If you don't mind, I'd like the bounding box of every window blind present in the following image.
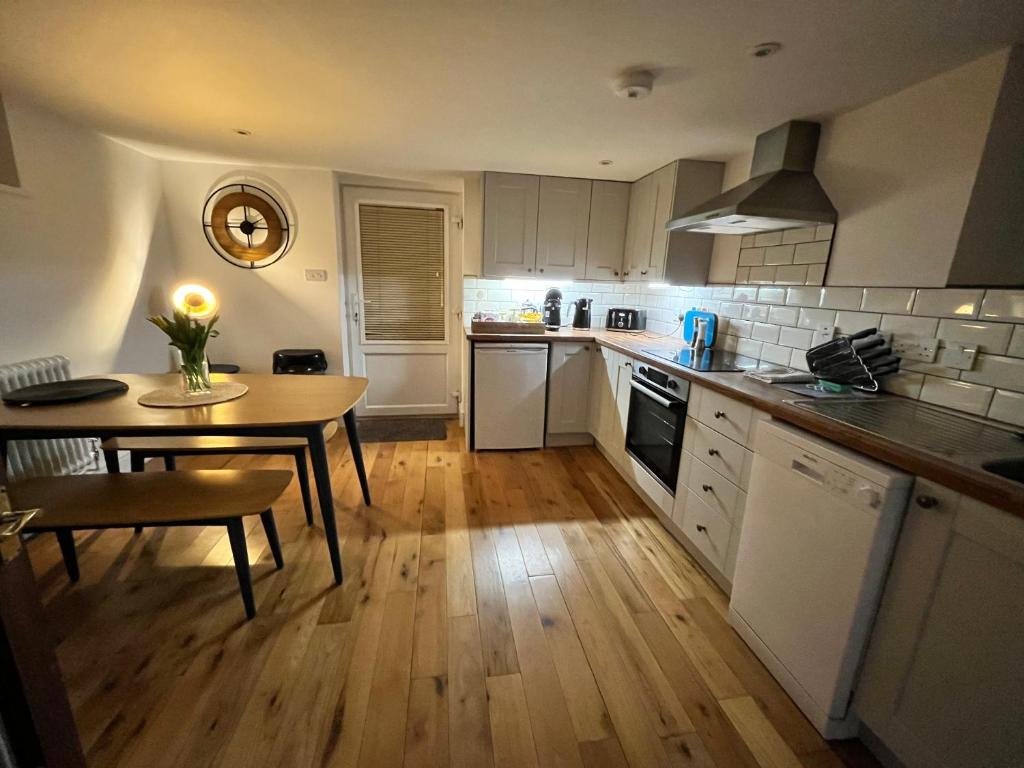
[358,204,446,342]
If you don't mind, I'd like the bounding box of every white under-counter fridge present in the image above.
[473,343,548,449]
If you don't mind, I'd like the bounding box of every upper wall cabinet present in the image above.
[623,160,724,284]
[483,172,540,277]
[585,180,631,280]
[536,176,591,279]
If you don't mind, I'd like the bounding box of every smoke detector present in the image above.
[613,70,654,100]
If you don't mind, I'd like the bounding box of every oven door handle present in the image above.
[630,379,684,409]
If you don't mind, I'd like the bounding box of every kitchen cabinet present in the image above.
[854,480,1024,768]
[482,172,540,277]
[547,342,592,436]
[584,180,630,280]
[536,176,591,279]
[589,346,620,453]
[622,160,723,284]
[672,383,764,589]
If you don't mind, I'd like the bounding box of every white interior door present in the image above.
[342,186,462,417]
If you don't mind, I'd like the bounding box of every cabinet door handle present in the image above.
[714,410,727,419]
[641,270,648,276]
[527,268,533,272]
[695,524,708,534]
[707,448,719,457]
[915,495,939,509]
[701,484,713,493]
[614,270,619,276]
[539,268,544,273]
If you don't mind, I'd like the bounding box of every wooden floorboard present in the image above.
[30,423,880,768]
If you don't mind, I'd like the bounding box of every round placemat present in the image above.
[138,381,249,408]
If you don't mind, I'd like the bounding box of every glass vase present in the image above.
[180,359,212,395]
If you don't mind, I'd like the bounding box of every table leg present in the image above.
[342,411,371,505]
[102,448,119,474]
[307,425,343,584]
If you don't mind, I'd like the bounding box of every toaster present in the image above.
[605,308,647,333]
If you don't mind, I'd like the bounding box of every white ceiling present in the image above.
[1,1,1022,180]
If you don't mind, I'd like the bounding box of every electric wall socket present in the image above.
[892,335,939,363]
[304,269,328,282]
[936,343,977,371]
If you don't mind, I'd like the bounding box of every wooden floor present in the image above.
[29,423,879,768]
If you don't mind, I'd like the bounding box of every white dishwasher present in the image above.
[729,419,911,738]
[473,343,548,450]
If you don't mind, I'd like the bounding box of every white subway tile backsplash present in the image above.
[768,305,800,327]
[815,223,835,240]
[920,377,994,416]
[912,289,983,318]
[819,287,864,310]
[741,304,770,322]
[740,234,757,247]
[805,264,826,284]
[880,314,939,339]
[748,266,776,283]
[752,323,781,343]
[774,265,809,285]
[797,307,837,330]
[1009,326,1024,358]
[936,319,1012,354]
[757,286,787,304]
[753,231,784,247]
[719,302,744,319]
[760,343,792,365]
[465,278,1024,425]
[736,338,764,358]
[960,355,1024,393]
[782,226,818,244]
[793,241,830,265]
[786,287,822,307]
[988,390,1024,428]
[764,244,796,266]
[778,326,813,349]
[881,371,925,399]
[979,290,1024,322]
[739,247,766,267]
[861,288,915,315]
[735,267,750,283]
[834,311,881,334]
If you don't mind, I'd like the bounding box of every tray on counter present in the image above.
[470,320,546,334]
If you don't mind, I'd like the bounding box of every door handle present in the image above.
[695,524,708,534]
[629,380,680,409]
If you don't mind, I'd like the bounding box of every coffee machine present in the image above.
[570,297,593,328]
[543,288,563,330]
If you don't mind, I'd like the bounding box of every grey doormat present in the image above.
[356,418,447,443]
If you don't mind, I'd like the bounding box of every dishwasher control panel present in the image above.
[791,452,883,511]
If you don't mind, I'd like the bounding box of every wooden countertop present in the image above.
[468,328,1024,516]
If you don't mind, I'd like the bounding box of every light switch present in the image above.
[304,269,328,282]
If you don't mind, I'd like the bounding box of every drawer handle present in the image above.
[916,495,939,509]
[707,448,720,457]
[695,524,708,534]
[714,410,727,419]
[701,483,713,493]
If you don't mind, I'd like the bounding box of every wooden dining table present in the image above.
[0,372,370,585]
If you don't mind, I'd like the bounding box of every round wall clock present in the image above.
[202,182,293,269]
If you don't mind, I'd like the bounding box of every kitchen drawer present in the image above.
[685,453,743,523]
[624,455,673,515]
[696,387,755,445]
[680,489,732,573]
[684,417,748,488]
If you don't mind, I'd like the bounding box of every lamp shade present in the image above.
[172,284,217,319]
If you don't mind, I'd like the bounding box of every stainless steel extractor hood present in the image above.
[666,120,837,235]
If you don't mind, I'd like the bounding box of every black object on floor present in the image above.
[356,418,447,443]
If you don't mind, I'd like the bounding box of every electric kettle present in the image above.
[570,298,593,329]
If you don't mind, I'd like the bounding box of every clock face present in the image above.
[202,183,292,268]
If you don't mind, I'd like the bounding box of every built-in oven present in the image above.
[625,364,689,494]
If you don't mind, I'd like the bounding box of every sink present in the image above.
[983,458,1024,484]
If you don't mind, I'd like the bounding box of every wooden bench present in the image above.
[9,469,293,619]
[101,436,315,526]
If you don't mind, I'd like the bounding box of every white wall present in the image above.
[818,49,1008,287]
[158,161,345,373]
[707,49,1008,287]
[0,97,174,374]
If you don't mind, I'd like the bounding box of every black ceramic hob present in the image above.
[642,347,762,372]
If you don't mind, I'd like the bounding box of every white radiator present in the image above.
[0,356,96,480]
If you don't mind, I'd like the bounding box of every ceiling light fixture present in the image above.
[613,69,654,100]
[748,42,782,58]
